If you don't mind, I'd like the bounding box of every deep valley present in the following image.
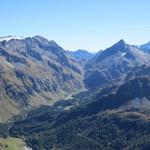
[0,36,150,150]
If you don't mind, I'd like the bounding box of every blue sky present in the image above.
[1,0,150,51]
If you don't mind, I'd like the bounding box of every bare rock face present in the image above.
[0,36,84,122]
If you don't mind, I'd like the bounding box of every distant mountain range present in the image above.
[1,36,150,122]
[0,36,150,150]
[67,49,94,61]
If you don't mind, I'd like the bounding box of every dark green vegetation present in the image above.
[0,123,9,138]
[10,76,150,150]
[10,109,150,150]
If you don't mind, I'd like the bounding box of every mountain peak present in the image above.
[30,36,62,49]
[110,39,128,52]
[115,39,126,46]
[98,39,128,58]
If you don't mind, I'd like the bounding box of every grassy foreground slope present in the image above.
[0,137,26,150]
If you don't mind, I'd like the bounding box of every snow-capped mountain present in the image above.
[0,36,25,41]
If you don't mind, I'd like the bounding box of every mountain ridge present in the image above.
[0,35,85,122]
[84,39,150,88]
[139,41,150,53]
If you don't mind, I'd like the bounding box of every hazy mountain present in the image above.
[67,49,94,61]
[0,35,84,122]
[84,39,150,88]
[139,41,150,53]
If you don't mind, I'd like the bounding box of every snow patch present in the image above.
[121,52,126,57]
[0,36,25,42]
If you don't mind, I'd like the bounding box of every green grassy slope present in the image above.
[0,137,26,150]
